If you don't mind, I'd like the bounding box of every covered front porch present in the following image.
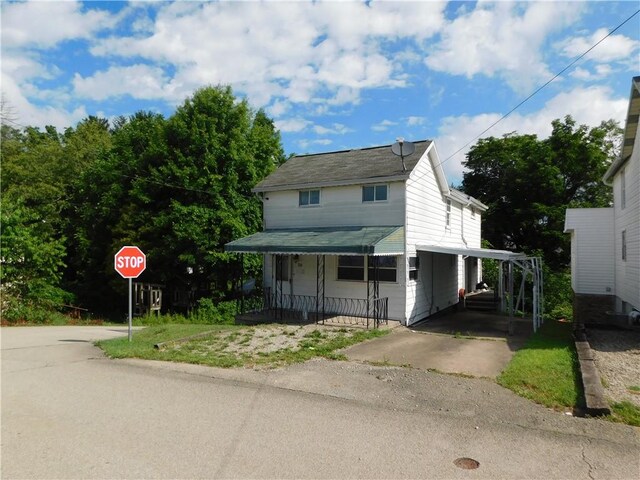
[225,226,405,329]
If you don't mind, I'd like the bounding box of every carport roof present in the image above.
[416,244,529,261]
[225,226,404,255]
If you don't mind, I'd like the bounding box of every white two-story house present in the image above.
[565,76,640,323]
[226,140,489,326]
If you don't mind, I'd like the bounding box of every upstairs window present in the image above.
[622,230,627,261]
[299,189,320,206]
[446,199,452,227]
[362,184,388,203]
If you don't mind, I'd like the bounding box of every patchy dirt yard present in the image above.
[588,328,640,407]
[158,324,385,368]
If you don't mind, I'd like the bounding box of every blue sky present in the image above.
[2,1,639,184]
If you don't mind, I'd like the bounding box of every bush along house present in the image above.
[226,139,540,328]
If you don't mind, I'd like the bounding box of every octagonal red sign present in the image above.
[114,246,146,279]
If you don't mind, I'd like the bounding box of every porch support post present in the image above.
[367,255,380,329]
[316,255,325,325]
[498,261,504,313]
[239,253,244,314]
[508,261,515,335]
[366,255,370,329]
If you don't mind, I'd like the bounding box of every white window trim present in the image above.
[362,184,389,203]
[299,189,321,207]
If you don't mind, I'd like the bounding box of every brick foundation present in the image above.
[573,293,615,326]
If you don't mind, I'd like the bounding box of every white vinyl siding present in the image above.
[613,130,640,310]
[565,208,615,295]
[263,182,404,229]
[404,146,482,324]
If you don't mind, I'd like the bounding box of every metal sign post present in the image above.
[114,246,147,342]
[128,278,133,341]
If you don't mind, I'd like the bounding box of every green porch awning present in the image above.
[225,226,404,255]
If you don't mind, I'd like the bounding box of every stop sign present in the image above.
[114,246,146,279]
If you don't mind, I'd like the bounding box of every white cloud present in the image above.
[435,85,628,183]
[557,28,639,63]
[73,65,171,101]
[86,1,446,108]
[372,119,398,132]
[312,123,353,135]
[274,118,312,133]
[1,1,116,48]
[297,138,333,150]
[406,116,426,126]
[1,72,87,130]
[426,2,584,92]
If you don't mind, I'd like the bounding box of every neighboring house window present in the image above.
[621,169,626,209]
[622,230,627,261]
[445,199,451,227]
[275,256,290,281]
[362,184,388,203]
[337,255,397,282]
[337,256,365,281]
[408,256,420,281]
[299,189,320,206]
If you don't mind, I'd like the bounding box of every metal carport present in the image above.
[416,245,544,332]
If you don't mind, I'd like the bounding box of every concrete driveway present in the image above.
[343,312,532,378]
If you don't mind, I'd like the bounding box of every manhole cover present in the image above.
[454,457,480,470]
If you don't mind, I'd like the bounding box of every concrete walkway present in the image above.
[343,329,516,377]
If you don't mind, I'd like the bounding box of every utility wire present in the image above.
[434,8,640,171]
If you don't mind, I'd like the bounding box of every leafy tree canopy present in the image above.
[461,115,621,270]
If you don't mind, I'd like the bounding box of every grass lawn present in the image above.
[497,320,583,410]
[498,320,640,427]
[97,323,389,369]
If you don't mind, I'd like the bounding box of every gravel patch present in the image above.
[169,324,362,360]
[588,328,640,407]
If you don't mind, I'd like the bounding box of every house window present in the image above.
[446,199,451,227]
[362,184,388,203]
[369,256,397,283]
[471,207,476,218]
[337,256,365,281]
[622,230,627,261]
[337,255,397,282]
[299,189,320,206]
[408,256,420,281]
[275,256,290,281]
[621,169,626,209]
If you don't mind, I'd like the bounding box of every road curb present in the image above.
[574,329,610,416]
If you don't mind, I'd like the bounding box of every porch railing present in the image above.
[238,289,388,328]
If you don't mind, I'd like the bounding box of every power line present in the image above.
[434,8,640,172]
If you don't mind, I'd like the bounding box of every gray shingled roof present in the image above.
[254,140,432,192]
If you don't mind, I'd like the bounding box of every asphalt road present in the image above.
[2,326,639,479]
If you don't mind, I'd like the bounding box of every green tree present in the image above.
[70,86,284,312]
[462,116,620,270]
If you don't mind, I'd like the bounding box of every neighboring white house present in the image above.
[226,140,489,326]
[565,76,640,323]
